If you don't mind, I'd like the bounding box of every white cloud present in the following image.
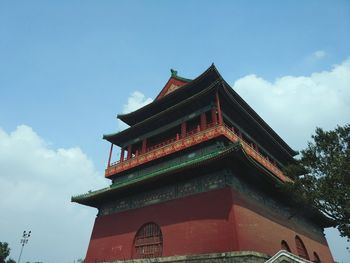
[118,91,153,130]
[232,58,350,150]
[312,50,327,59]
[0,125,108,263]
[122,91,153,114]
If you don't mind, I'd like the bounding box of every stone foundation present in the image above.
[101,251,269,263]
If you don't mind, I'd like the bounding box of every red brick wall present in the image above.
[85,188,236,262]
[231,190,334,263]
[84,187,334,263]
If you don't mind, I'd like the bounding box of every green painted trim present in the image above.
[71,143,239,203]
[240,147,284,185]
[170,69,192,82]
[103,79,220,143]
[222,112,285,169]
[119,105,212,148]
[117,64,217,120]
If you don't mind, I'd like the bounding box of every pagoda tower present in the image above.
[72,65,335,263]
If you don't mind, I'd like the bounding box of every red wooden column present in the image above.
[181,122,187,138]
[107,143,113,168]
[141,139,147,154]
[120,148,125,162]
[216,92,223,125]
[127,145,132,160]
[211,107,217,125]
[200,112,207,130]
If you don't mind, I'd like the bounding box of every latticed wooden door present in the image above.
[134,223,163,258]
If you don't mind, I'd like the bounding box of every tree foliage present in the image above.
[0,242,15,263]
[0,242,10,263]
[285,125,350,239]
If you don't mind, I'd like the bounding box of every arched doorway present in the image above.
[133,222,163,259]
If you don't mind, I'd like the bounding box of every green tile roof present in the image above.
[71,143,240,204]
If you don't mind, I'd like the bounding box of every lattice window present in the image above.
[281,240,291,252]
[133,222,163,259]
[295,235,309,260]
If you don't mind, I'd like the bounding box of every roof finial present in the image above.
[170,69,178,77]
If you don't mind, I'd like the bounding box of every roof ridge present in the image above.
[170,68,192,82]
[118,64,220,120]
[103,78,221,142]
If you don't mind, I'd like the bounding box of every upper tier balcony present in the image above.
[105,123,291,183]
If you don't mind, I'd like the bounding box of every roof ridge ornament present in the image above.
[170,69,178,77]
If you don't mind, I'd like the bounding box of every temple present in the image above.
[72,65,335,263]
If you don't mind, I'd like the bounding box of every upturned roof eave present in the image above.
[220,80,298,157]
[103,79,221,145]
[106,65,297,158]
[71,143,238,207]
[71,142,291,207]
[74,142,329,228]
[117,64,220,125]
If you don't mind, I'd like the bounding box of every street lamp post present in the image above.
[18,230,31,263]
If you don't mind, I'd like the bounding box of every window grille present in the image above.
[295,235,309,260]
[133,222,163,259]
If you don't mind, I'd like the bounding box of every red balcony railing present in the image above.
[105,124,291,182]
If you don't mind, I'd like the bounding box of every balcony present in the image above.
[105,123,291,183]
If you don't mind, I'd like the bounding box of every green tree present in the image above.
[285,125,350,240]
[0,242,16,263]
[0,242,10,263]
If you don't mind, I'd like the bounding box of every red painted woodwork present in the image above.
[133,223,163,259]
[127,145,132,160]
[84,188,334,263]
[200,112,207,130]
[181,122,187,139]
[211,107,217,125]
[107,144,113,168]
[216,92,223,125]
[156,77,189,100]
[120,148,125,162]
[106,124,291,183]
[141,139,147,154]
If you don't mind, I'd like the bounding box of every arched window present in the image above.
[133,222,163,259]
[313,252,321,263]
[281,240,291,252]
[295,235,309,260]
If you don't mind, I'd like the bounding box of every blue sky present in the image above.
[0,1,349,262]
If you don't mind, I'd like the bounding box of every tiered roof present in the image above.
[104,65,296,164]
[72,65,334,228]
